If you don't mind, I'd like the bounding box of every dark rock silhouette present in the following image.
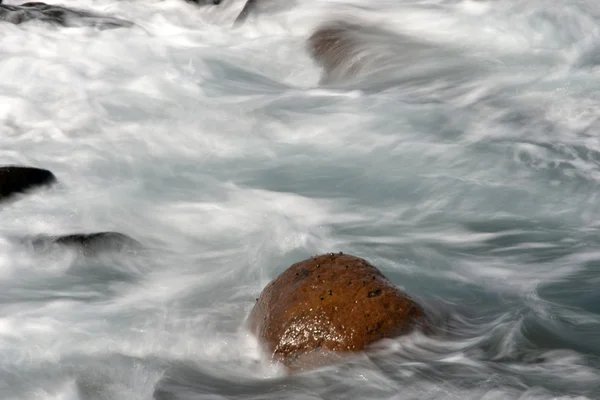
[0,165,140,256]
[0,165,57,203]
[29,231,142,256]
[0,2,134,29]
[248,252,427,371]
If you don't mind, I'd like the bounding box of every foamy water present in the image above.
[1,0,600,398]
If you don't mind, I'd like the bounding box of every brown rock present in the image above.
[248,253,426,371]
[307,21,368,84]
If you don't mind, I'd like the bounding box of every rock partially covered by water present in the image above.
[306,20,374,84]
[0,165,56,203]
[0,2,134,29]
[248,253,426,371]
[29,231,142,256]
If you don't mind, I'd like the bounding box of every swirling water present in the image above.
[1,0,600,398]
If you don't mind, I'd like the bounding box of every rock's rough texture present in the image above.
[249,253,426,370]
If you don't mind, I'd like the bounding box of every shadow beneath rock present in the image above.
[153,360,292,400]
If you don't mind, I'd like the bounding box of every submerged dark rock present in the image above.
[29,231,142,256]
[0,165,57,203]
[0,2,134,29]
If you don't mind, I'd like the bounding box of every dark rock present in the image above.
[0,2,134,29]
[29,231,142,256]
[0,165,56,203]
[248,253,427,371]
[307,19,482,88]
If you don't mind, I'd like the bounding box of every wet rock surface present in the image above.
[248,253,427,371]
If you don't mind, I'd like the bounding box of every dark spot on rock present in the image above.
[366,321,383,335]
[367,289,382,298]
[299,268,311,279]
[320,296,324,301]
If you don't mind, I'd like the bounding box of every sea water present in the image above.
[1,0,600,398]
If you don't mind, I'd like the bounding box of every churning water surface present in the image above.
[1,0,600,398]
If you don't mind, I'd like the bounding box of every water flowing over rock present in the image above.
[248,253,427,371]
[307,20,369,83]
[28,232,143,256]
[0,2,134,29]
